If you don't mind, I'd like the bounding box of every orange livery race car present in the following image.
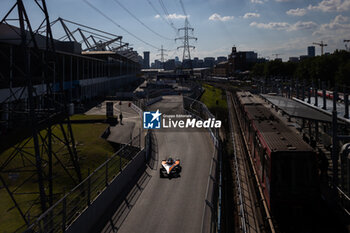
[160,157,182,178]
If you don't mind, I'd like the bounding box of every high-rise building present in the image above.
[143,51,150,69]
[308,46,315,57]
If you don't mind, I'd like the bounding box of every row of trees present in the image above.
[251,50,350,87]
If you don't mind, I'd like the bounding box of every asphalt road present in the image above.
[101,96,214,233]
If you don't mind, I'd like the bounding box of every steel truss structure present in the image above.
[0,1,83,230]
[37,17,138,62]
[175,18,197,70]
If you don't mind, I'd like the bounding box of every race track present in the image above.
[101,96,214,233]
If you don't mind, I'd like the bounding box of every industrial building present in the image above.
[0,21,141,131]
[227,46,258,74]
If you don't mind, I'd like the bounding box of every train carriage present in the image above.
[235,91,319,220]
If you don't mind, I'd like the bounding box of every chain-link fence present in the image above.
[25,134,141,233]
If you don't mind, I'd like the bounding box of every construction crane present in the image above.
[344,39,350,51]
[313,41,328,55]
[272,53,281,59]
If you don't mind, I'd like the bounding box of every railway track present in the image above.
[227,91,276,233]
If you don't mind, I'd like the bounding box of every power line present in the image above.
[83,0,159,50]
[179,0,187,16]
[112,0,172,40]
[158,0,177,30]
[178,0,192,28]
[146,0,177,32]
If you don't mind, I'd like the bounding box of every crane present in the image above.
[344,39,350,51]
[272,53,281,59]
[313,41,328,55]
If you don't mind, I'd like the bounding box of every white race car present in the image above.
[160,157,182,178]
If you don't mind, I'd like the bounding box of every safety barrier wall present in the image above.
[130,103,142,116]
[66,149,146,233]
[183,96,221,233]
[25,134,143,233]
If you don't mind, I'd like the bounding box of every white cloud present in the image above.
[313,15,350,35]
[251,0,264,4]
[286,8,307,16]
[307,0,350,12]
[250,21,291,30]
[243,12,261,18]
[289,21,318,31]
[166,13,188,20]
[209,13,234,21]
[154,14,160,19]
[275,0,293,2]
[250,21,317,31]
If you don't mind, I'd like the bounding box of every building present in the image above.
[289,57,299,62]
[204,57,215,68]
[299,55,309,61]
[0,22,141,106]
[308,46,315,57]
[138,55,143,65]
[164,59,175,70]
[197,59,204,68]
[157,60,163,69]
[244,51,258,62]
[217,56,227,64]
[213,61,230,77]
[182,59,193,69]
[143,51,150,69]
[192,57,199,68]
[151,59,162,69]
[228,47,258,73]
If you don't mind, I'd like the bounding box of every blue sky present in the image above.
[1,0,350,61]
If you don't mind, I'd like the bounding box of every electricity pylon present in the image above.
[175,18,197,70]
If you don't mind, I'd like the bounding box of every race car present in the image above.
[160,157,182,178]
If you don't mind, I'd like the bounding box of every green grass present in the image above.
[200,83,228,110]
[0,122,117,232]
[200,83,229,132]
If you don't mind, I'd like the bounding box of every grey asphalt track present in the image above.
[101,96,214,233]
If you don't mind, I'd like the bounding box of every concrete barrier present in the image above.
[66,150,146,233]
[146,96,162,106]
[131,103,142,116]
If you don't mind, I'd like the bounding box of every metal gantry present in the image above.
[0,0,82,229]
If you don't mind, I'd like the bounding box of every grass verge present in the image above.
[0,121,118,232]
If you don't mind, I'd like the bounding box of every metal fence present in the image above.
[25,134,141,233]
[183,96,221,233]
